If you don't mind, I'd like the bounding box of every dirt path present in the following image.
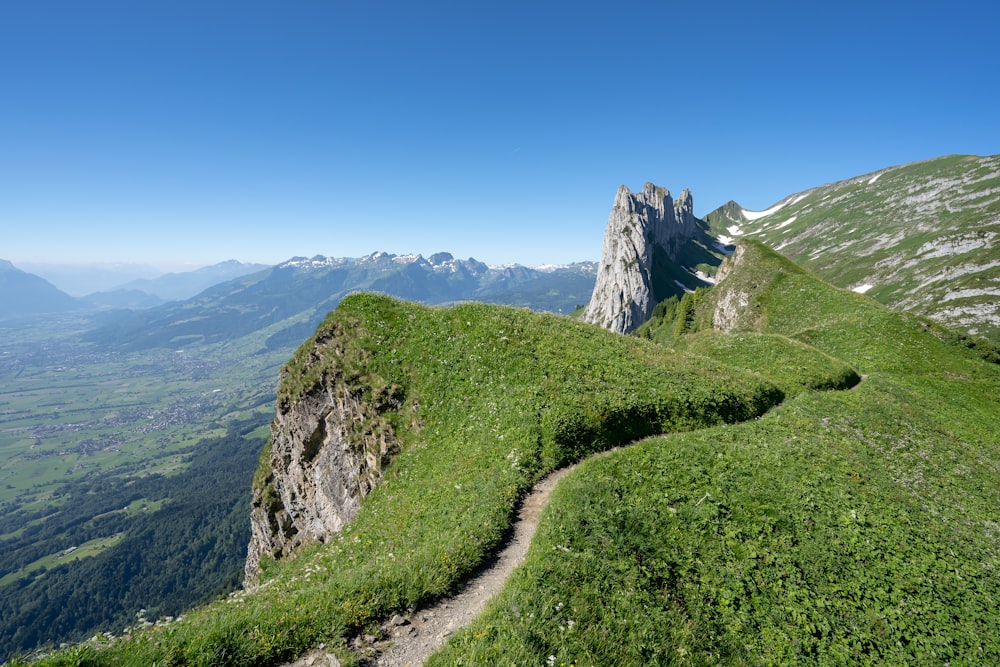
[286,465,575,667]
[285,375,864,667]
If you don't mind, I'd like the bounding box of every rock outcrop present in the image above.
[711,243,751,332]
[244,322,404,586]
[582,183,702,333]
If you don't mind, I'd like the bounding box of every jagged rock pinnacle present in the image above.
[582,182,699,334]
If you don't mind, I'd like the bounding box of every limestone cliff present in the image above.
[712,243,751,333]
[244,318,405,585]
[582,182,711,334]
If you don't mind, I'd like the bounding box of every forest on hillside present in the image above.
[0,416,267,658]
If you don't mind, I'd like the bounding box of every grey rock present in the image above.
[711,244,751,333]
[582,182,701,334]
[244,340,403,586]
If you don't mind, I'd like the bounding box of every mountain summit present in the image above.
[0,259,80,317]
[582,183,718,333]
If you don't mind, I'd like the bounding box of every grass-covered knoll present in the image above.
[434,241,1000,665]
[26,293,852,666]
[676,331,860,397]
[715,242,998,376]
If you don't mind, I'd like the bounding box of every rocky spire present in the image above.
[581,182,699,334]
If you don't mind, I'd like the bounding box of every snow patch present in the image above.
[695,270,717,285]
[279,256,351,270]
[528,262,597,274]
[868,171,884,185]
[726,225,744,236]
[741,199,789,221]
[713,236,736,255]
[852,284,874,294]
[674,280,693,293]
[775,216,798,231]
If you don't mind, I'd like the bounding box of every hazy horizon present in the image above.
[10,252,603,297]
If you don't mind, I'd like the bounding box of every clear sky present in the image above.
[2,0,998,269]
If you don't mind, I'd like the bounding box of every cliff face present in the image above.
[581,182,703,333]
[712,243,750,333]
[244,322,404,585]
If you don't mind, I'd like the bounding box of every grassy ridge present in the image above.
[432,242,1000,665]
[433,374,1000,664]
[28,241,999,665]
[676,331,860,397]
[26,294,841,665]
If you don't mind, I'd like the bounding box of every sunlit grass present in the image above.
[25,292,826,665]
[25,242,1000,666]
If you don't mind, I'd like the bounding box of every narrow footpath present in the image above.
[286,465,576,667]
[287,376,868,666]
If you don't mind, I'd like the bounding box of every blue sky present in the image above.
[2,1,998,269]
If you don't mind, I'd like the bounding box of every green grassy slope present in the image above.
[23,289,855,666]
[433,241,1000,665]
[705,154,1000,341]
[27,242,1000,665]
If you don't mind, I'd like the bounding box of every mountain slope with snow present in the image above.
[705,154,1000,340]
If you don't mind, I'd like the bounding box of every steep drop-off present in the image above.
[245,315,408,584]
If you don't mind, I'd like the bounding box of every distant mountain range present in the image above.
[84,252,597,351]
[0,260,273,318]
[0,259,80,317]
[1,255,596,328]
[108,259,272,302]
[16,261,162,296]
